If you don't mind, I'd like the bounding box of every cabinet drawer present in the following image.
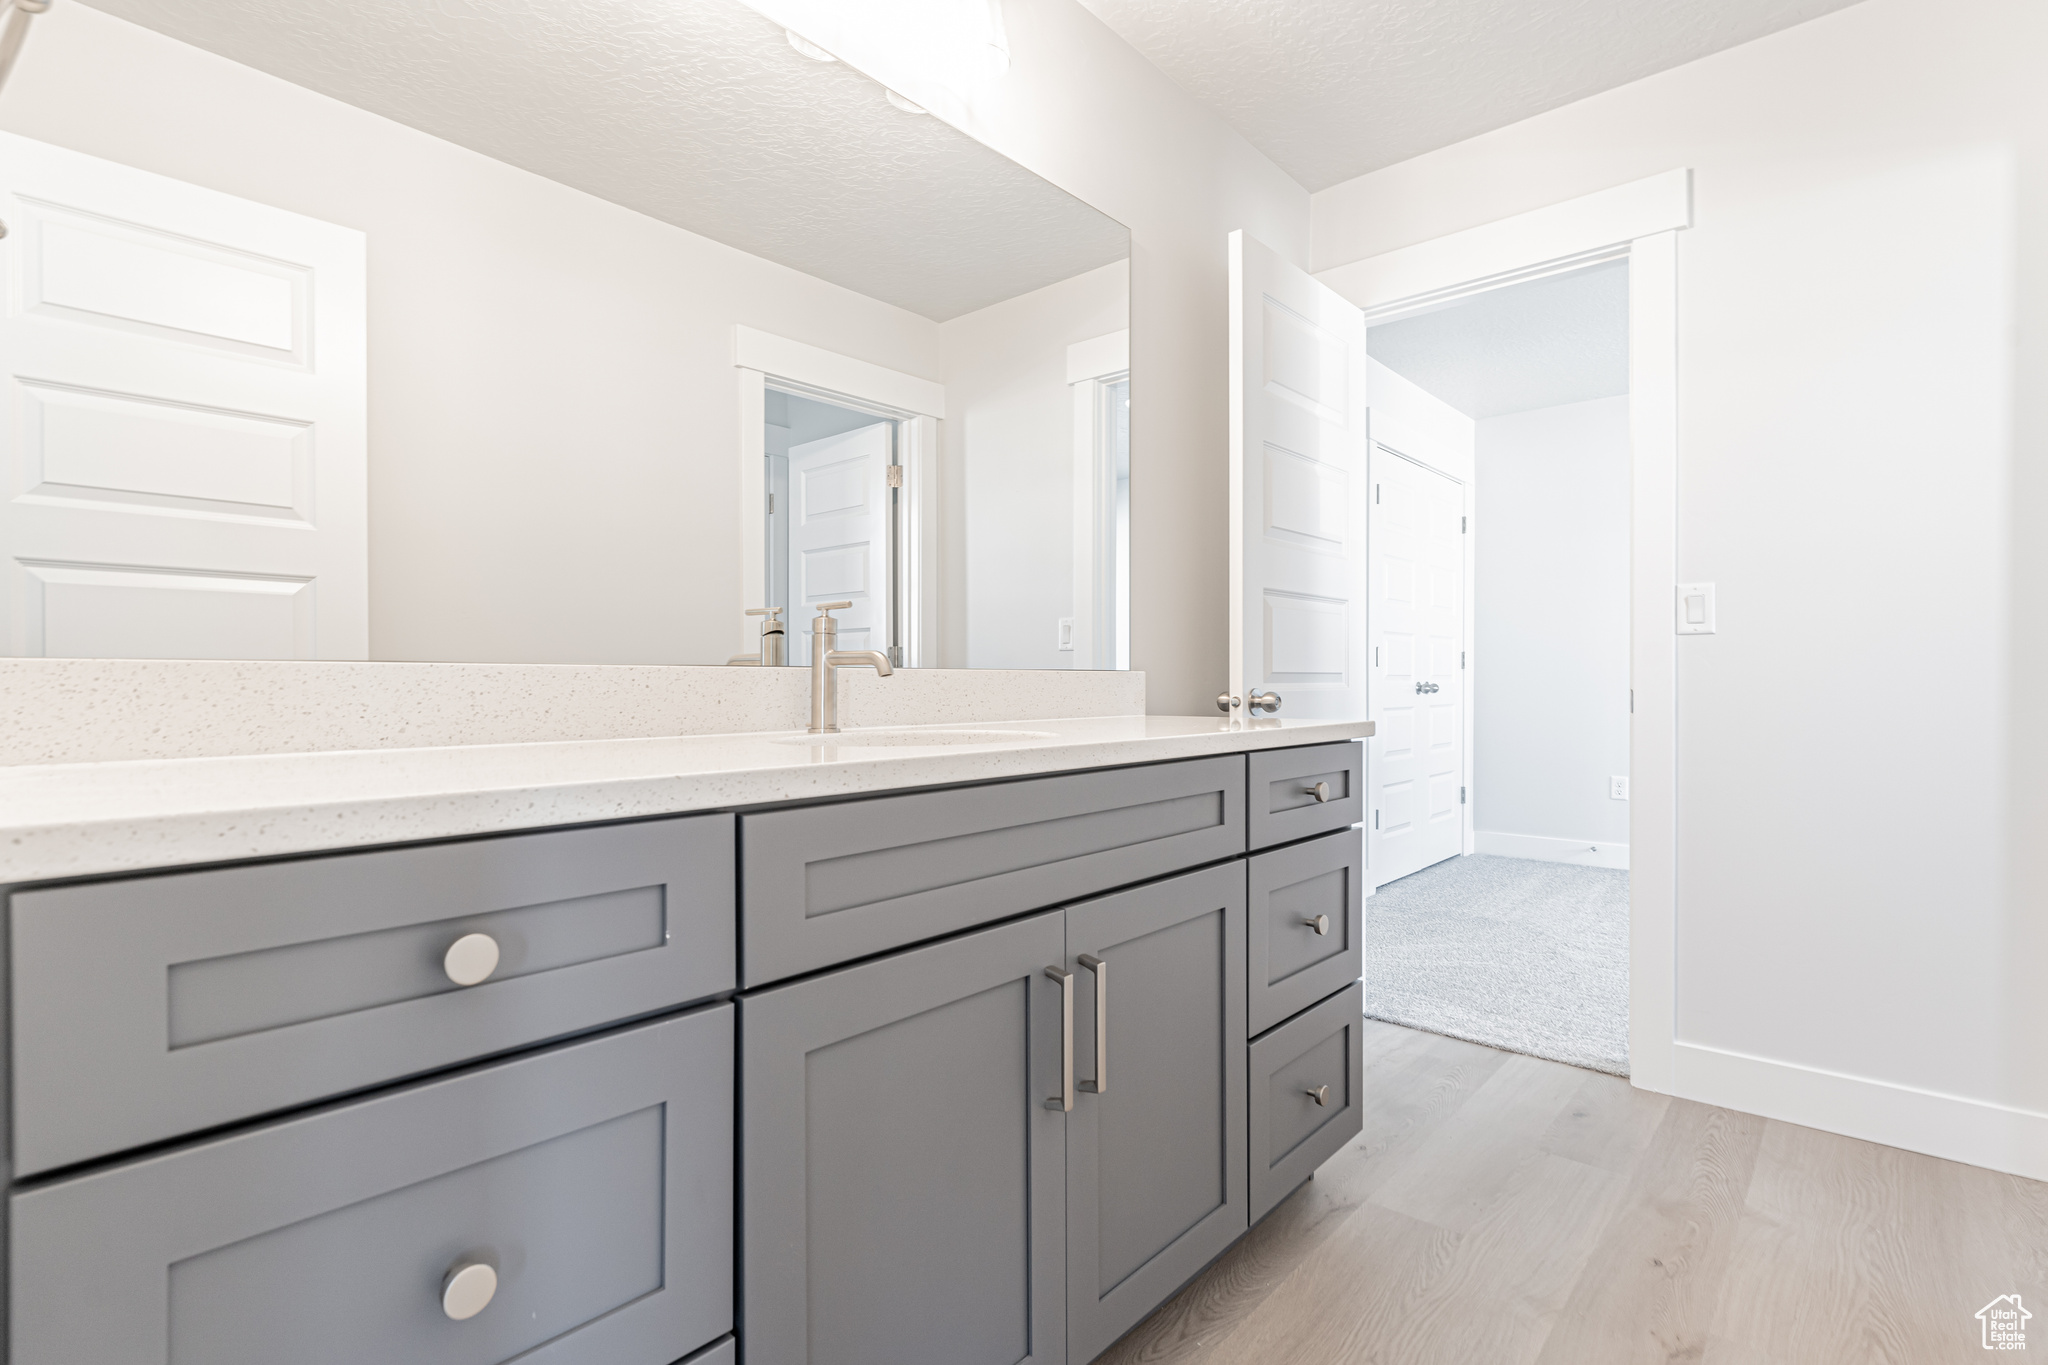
[1247,828,1363,1036]
[740,755,1244,986]
[1246,742,1363,850]
[10,814,734,1175]
[1248,982,1365,1223]
[10,1007,734,1365]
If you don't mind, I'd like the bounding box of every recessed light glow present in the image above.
[786,29,837,62]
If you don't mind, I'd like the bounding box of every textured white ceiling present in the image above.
[1076,0,1866,190]
[79,0,1128,321]
[1367,259,1628,418]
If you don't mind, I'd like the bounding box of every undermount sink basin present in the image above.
[774,728,1057,748]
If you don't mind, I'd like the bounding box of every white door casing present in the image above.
[1068,329,1128,671]
[1228,231,1370,721]
[1369,450,1466,886]
[0,132,366,659]
[785,421,890,665]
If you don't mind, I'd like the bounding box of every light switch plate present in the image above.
[1676,582,1716,635]
[1057,617,1075,651]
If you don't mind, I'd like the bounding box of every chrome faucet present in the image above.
[808,601,892,733]
[727,606,787,667]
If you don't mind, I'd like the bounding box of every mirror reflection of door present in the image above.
[765,388,895,666]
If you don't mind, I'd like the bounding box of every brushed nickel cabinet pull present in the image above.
[1078,953,1107,1095]
[1303,914,1329,936]
[1306,780,1332,803]
[1306,1084,1330,1107]
[1045,966,1073,1112]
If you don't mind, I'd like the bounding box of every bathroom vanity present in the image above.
[0,714,1370,1365]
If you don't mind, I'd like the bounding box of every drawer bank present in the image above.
[5,740,1366,1365]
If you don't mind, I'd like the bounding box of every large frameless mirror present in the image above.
[0,0,1130,668]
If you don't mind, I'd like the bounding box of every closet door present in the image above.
[740,910,1067,1365]
[1064,863,1247,1362]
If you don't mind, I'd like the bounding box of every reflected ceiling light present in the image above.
[786,29,837,62]
[0,0,51,96]
[884,89,927,114]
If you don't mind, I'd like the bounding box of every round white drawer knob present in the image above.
[443,933,500,987]
[442,1261,497,1321]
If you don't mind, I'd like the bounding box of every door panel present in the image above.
[1370,450,1466,885]
[1228,231,1370,719]
[0,132,366,659]
[1065,863,1247,1363]
[741,911,1066,1365]
[785,421,889,665]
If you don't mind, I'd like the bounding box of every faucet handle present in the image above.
[815,601,853,615]
[746,606,783,620]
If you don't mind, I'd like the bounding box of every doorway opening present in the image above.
[1361,258,1632,1076]
[762,384,908,666]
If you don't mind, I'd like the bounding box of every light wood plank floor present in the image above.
[1100,1020,2048,1365]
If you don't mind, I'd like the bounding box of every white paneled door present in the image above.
[785,421,890,666]
[1227,231,1370,721]
[1369,450,1465,886]
[0,133,366,659]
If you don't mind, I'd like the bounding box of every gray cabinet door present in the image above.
[1246,742,1364,850]
[11,813,734,1175]
[1247,828,1363,1036]
[10,1007,733,1365]
[1063,863,1247,1363]
[740,755,1244,986]
[741,910,1068,1365]
[1248,981,1365,1223]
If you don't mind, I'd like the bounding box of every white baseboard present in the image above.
[1672,1042,2048,1182]
[1474,830,1629,869]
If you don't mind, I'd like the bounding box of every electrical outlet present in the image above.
[1610,776,1630,800]
[1057,618,1075,651]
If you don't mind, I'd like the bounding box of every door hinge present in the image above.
[1374,645,1380,667]
[885,465,904,488]
[1461,515,1467,533]
[1461,651,1465,668]
[1460,787,1466,805]
[766,492,774,513]
[1375,484,1380,504]
[1373,809,1380,830]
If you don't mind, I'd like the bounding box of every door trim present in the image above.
[1315,169,1689,1095]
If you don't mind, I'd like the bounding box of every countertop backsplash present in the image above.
[0,659,1149,766]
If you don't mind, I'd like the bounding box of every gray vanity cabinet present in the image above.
[10,1007,734,1365]
[1246,741,1364,850]
[11,813,735,1175]
[1063,862,1248,1364]
[740,909,1070,1365]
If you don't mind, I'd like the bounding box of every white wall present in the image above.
[1473,397,1630,856]
[849,0,1312,712]
[1311,0,2048,1173]
[938,259,1128,670]
[0,1,947,667]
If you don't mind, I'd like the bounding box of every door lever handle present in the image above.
[1045,966,1073,1112]
[1077,954,1107,1094]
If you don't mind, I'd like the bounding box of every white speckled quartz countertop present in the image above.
[0,715,1372,884]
